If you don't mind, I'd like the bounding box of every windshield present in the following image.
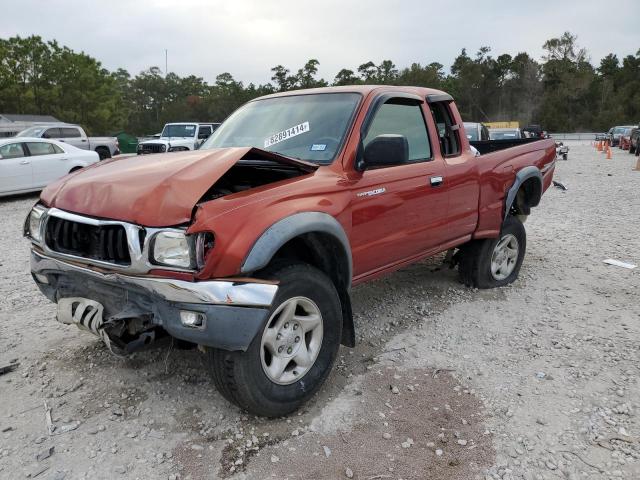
[463,123,479,141]
[17,126,47,137]
[200,93,361,164]
[490,129,520,140]
[162,124,197,138]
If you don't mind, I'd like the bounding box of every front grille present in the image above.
[138,143,165,154]
[45,217,131,265]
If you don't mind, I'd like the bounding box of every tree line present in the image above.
[0,32,638,135]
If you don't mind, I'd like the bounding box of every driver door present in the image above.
[350,97,449,279]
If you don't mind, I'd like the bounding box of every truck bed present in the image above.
[470,137,541,155]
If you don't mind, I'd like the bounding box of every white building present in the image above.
[0,114,63,138]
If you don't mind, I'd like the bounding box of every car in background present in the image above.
[629,127,640,154]
[0,137,99,197]
[137,122,220,154]
[17,124,119,160]
[522,125,544,138]
[595,132,608,141]
[463,122,490,141]
[607,125,635,147]
[619,127,633,150]
[489,128,522,140]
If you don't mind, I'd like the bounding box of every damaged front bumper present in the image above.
[31,249,278,353]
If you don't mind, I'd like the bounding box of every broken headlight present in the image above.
[24,204,47,243]
[150,231,194,269]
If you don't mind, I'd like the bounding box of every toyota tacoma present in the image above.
[25,86,556,417]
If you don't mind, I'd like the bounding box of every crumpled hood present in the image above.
[40,147,317,227]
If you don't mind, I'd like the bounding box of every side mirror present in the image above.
[362,134,408,169]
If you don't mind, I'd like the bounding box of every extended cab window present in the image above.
[430,102,460,156]
[364,101,431,164]
[60,127,81,138]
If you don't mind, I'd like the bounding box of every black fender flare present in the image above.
[240,212,352,285]
[504,166,543,221]
[241,212,355,347]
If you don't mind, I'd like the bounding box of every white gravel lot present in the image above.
[0,143,639,480]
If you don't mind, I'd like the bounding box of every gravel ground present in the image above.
[1,143,639,480]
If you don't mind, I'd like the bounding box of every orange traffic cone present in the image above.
[606,145,612,159]
[597,141,602,151]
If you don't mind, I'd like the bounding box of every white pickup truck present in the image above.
[16,124,119,160]
[137,122,220,154]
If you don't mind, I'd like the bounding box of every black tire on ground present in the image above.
[629,146,635,154]
[562,153,568,160]
[457,215,526,289]
[96,147,111,160]
[208,262,342,417]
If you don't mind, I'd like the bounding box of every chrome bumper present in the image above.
[31,249,278,307]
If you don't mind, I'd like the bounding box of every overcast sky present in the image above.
[2,0,638,85]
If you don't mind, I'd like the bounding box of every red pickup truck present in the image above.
[25,86,556,416]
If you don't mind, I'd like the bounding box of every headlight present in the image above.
[151,231,194,268]
[24,205,47,243]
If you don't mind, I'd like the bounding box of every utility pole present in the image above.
[165,49,168,76]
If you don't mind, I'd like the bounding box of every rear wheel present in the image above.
[95,147,111,160]
[208,262,342,417]
[458,215,526,288]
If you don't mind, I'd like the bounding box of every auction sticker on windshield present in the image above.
[264,122,310,148]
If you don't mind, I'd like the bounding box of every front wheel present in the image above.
[457,215,526,288]
[208,263,342,417]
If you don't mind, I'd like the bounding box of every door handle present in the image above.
[430,176,444,187]
[60,158,68,161]
[20,160,30,165]
[81,139,87,142]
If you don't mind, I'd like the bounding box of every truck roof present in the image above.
[256,85,450,101]
[165,122,219,126]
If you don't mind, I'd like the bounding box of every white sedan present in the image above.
[0,137,99,197]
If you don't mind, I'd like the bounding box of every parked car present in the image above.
[619,127,633,150]
[522,125,545,138]
[137,123,221,154]
[16,124,119,160]
[489,127,522,140]
[629,127,640,154]
[0,137,98,197]
[607,125,635,147]
[463,122,490,141]
[25,85,556,417]
[595,132,608,141]
[555,141,569,160]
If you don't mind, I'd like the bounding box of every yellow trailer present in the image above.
[485,121,520,129]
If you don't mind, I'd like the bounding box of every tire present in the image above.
[96,147,111,160]
[208,262,342,417]
[629,146,635,154]
[562,154,568,160]
[458,215,526,289]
